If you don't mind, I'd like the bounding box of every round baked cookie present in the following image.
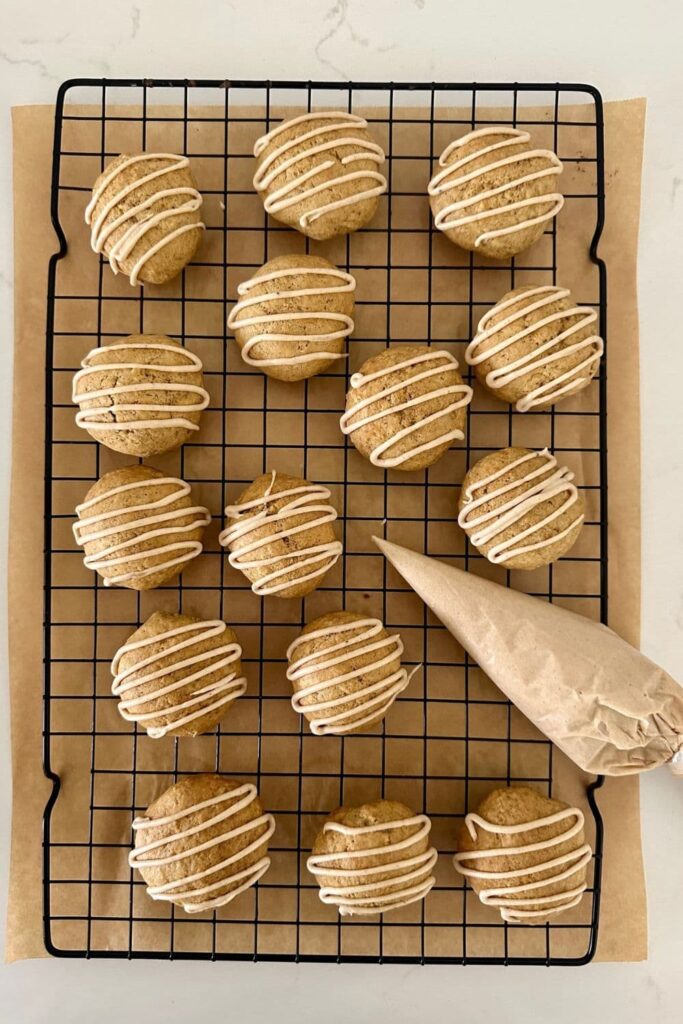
[111,611,247,738]
[72,335,209,455]
[307,800,437,916]
[340,344,473,470]
[453,785,592,925]
[458,447,585,569]
[252,111,387,240]
[287,611,416,735]
[85,152,204,285]
[227,254,356,381]
[466,284,604,411]
[73,464,210,590]
[129,775,275,913]
[219,471,342,598]
[428,127,564,258]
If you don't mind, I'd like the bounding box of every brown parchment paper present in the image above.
[6,98,647,962]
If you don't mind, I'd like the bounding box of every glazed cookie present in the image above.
[252,111,387,240]
[428,127,563,258]
[129,775,275,913]
[340,345,473,470]
[73,464,210,590]
[72,335,209,456]
[453,786,592,924]
[227,254,356,381]
[307,800,437,916]
[111,611,247,738]
[466,284,603,411]
[219,471,342,598]
[287,611,417,735]
[458,447,584,569]
[85,152,204,285]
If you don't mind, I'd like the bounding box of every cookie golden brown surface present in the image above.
[129,775,275,913]
[219,470,342,598]
[252,111,386,240]
[307,800,437,916]
[73,464,210,590]
[228,254,355,381]
[428,126,563,258]
[454,786,592,925]
[466,284,603,411]
[287,610,414,735]
[458,447,585,570]
[111,611,247,738]
[340,344,472,470]
[72,335,209,455]
[85,152,204,285]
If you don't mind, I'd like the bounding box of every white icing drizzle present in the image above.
[219,471,342,597]
[466,285,604,412]
[428,127,564,247]
[453,805,592,922]
[73,341,210,434]
[253,112,387,229]
[73,476,210,587]
[130,783,275,913]
[458,448,584,564]
[112,620,247,738]
[287,617,418,735]
[307,814,437,916]
[340,349,473,468]
[227,265,355,368]
[84,153,205,285]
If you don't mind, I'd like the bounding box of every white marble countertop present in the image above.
[1,1,681,1021]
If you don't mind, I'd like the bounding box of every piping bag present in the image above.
[375,537,683,777]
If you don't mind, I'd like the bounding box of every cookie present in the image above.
[129,775,275,914]
[340,345,473,470]
[219,471,342,599]
[458,447,585,569]
[228,254,356,381]
[287,611,416,735]
[111,611,247,738]
[428,127,563,258]
[85,153,204,285]
[453,785,592,924]
[72,335,209,455]
[73,464,210,590]
[466,284,604,411]
[307,800,437,916]
[252,111,387,240]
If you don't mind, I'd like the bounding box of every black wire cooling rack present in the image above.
[43,78,606,965]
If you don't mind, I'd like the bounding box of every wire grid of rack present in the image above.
[43,78,606,965]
